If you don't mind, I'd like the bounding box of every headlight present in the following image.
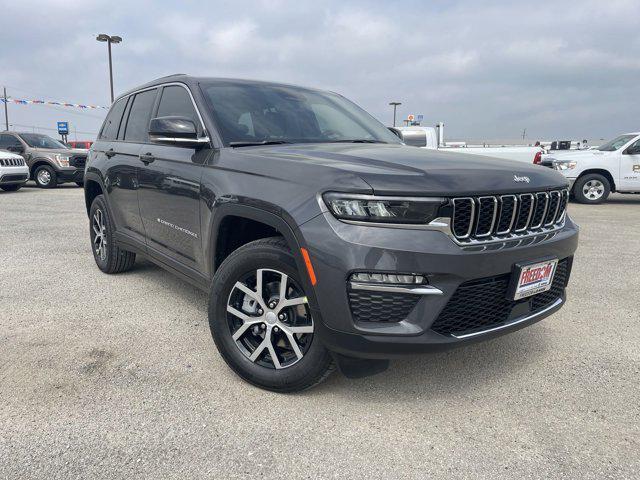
[553,160,577,171]
[323,193,444,224]
[54,154,71,167]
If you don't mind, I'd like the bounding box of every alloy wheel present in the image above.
[92,209,107,261]
[226,268,313,369]
[583,180,604,200]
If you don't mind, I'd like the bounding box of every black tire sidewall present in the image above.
[208,240,332,392]
[89,195,114,272]
[34,165,57,188]
[1,184,22,191]
[574,174,610,204]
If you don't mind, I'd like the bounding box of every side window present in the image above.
[156,86,201,132]
[99,97,127,140]
[0,134,22,148]
[627,138,640,154]
[123,89,158,142]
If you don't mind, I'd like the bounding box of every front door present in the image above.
[620,138,640,191]
[136,85,207,271]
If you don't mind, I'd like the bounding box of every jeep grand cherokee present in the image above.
[84,75,579,392]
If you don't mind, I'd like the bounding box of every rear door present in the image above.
[137,84,206,271]
[98,89,158,243]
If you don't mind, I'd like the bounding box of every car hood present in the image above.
[543,150,611,161]
[0,149,24,160]
[245,143,568,196]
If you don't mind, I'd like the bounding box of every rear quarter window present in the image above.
[99,97,128,140]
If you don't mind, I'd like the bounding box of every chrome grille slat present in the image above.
[452,198,475,239]
[496,195,517,235]
[450,189,568,244]
[475,196,498,237]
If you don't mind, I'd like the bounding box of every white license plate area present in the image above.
[513,259,558,300]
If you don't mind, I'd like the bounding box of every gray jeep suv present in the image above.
[0,132,86,188]
[84,75,579,391]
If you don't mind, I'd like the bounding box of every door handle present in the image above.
[105,148,116,158]
[139,153,156,165]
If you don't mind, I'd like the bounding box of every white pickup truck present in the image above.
[393,126,544,164]
[0,149,29,192]
[541,132,640,204]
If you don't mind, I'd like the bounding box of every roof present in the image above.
[117,74,325,101]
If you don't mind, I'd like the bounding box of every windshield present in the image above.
[201,82,401,146]
[19,133,68,149]
[597,134,637,152]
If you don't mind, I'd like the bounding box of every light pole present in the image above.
[96,34,122,103]
[389,102,401,127]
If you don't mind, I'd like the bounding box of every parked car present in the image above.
[0,149,29,191]
[68,140,93,150]
[542,132,640,204]
[393,126,544,164]
[84,75,578,392]
[0,132,87,188]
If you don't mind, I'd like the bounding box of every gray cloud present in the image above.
[2,0,638,141]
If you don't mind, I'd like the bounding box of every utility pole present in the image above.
[3,87,8,131]
[522,128,527,141]
[389,102,401,127]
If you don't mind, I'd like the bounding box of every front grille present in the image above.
[450,189,569,243]
[348,290,420,323]
[70,155,86,169]
[0,173,28,182]
[431,258,569,336]
[0,157,25,166]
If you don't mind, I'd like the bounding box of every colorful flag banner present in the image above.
[1,97,108,109]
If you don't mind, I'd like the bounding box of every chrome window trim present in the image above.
[105,81,210,146]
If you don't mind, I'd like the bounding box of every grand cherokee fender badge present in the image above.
[157,218,198,238]
[514,175,530,183]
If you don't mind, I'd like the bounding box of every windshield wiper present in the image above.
[327,139,386,144]
[229,140,291,147]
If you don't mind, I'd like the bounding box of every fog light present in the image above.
[349,272,426,285]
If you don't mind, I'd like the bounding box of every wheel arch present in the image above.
[29,158,56,178]
[575,169,616,192]
[207,204,319,310]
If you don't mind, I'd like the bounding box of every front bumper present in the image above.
[0,167,29,185]
[56,166,84,183]
[300,212,579,359]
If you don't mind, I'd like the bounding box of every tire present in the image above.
[1,184,23,192]
[208,237,335,392]
[76,182,84,187]
[89,195,136,274]
[573,173,610,204]
[34,165,58,188]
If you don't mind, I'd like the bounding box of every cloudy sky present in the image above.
[1,0,639,142]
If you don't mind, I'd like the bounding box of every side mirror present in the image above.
[387,127,403,139]
[149,116,209,148]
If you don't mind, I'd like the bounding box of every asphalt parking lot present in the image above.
[1,184,639,479]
